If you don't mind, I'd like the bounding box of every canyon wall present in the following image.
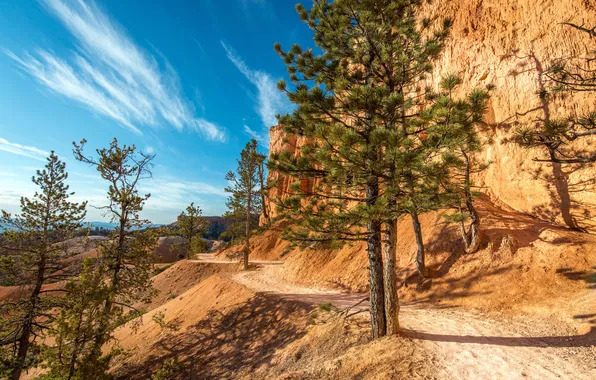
[268,0,596,231]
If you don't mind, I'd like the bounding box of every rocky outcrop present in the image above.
[267,0,596,231]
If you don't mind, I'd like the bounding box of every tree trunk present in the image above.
[244,194,251,270]
[258,162,270,224]
[410,210,426,279]
[366,177,386,339]
[87,214,126,365]
[11,256,46,380]
[383,220,399,335]
[67,309,85,380]
[462,151,480,253]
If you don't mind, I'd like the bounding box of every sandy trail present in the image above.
[194,256,596,379]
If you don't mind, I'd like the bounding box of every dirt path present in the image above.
[194,256,595,379]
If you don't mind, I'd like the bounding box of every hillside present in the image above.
[5,1,596,379]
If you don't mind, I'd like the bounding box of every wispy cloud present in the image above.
[221,41,291,146]
[0,138,49,161]
[238,0,274,21]
[141,177,227,221]
[243,124,267,145]
[6,0,226,141]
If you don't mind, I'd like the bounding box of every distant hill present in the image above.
[1,218,233,240]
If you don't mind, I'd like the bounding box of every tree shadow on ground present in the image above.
[574,313,596,325]
[401,326,596,348]
[115,293,309,379]
[556,267,596,289]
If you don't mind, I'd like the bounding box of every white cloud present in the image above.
[0,138,49,161]
[221,41,291,146]
[0,162,227,223]
[243,124,267,145]
[6,0,226,141]
[140,177,227,222]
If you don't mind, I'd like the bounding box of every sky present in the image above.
[0,0,312,224]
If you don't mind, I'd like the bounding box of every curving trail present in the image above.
[194,255,596,379]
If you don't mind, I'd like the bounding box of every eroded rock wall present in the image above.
[267,0,596,231]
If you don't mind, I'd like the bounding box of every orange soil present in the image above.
[111,274,311,379]
[111,269,438,380]
[136,260,240,312]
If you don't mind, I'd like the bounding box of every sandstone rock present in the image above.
[266,0,596,231]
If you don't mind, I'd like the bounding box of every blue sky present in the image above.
[0,0,310,223]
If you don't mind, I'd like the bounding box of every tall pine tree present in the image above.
[270,0,452,338]
[0,152,86,380]
[68,138,159,376]
[225,139,263,270]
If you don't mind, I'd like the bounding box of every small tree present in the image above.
[0,152,86,380]
[433,77,491,253]
[62,138,159,376]
[225,139,263,269]
[222,210,245,246]
[174,202,209,258]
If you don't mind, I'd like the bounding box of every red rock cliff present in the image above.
[267,0,596,231]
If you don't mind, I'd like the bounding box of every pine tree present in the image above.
[66,138,158,375]
[222,209,245,247]
[225,139,263,269]
[270,0,451,338]
[432,76,491,253]
[174,202,209,258]
[0,152,86,380]
[41,258,110,380]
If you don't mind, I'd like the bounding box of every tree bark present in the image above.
[383,220,399,335]
[366,176,386,339]
[410,210,426,279]
[258,162,270,224]
[244,191,251,270]
[462,151,480,253]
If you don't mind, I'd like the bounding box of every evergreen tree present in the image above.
[0,152,86,380]
[222,209,246,246]
[57,138,159,376]
[174,202,209,258]
[432,76,491,253]
[225,139,263,269]
[41,259,110,380]
[270,0,451,338]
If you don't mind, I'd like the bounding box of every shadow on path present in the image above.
[401,327,596,348]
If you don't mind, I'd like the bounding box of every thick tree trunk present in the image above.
[410,210,426,279]
[12,323,31,380]
[11,256,46,380]
[383,220,399,335]
[366,177,386,339]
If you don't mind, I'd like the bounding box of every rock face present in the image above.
[267,0,596,231]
